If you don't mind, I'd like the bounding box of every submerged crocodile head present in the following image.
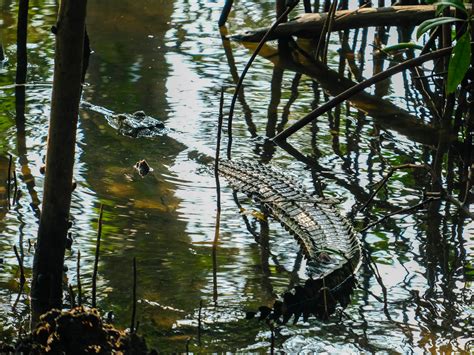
[112,111,165,138]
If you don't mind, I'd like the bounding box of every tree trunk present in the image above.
[31,0,87,325]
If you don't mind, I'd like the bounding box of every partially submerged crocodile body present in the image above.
[81,101,166,138]
[218,159,361,322]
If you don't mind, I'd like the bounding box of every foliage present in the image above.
[447,30,472,92]
[416,0,472,94]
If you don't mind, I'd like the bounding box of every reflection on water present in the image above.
[0,0,472,352]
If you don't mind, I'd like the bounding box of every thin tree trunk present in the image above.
[31,0,87,325]
[16,0,29,84]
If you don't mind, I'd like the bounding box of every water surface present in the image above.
[0,0,472,352]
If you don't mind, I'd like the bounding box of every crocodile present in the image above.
[218,159,361,322]
[81,101,167,138]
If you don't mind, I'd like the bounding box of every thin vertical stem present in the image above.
[12,170,18,205]
[13,245,25,285]
[226,3,298,160]
[270,325,275,354]
[68,284,76,308]
[77,250,82,306]
[7,154,12,209]
[91,204,103,308]
[16,0,29,85]
[323,0,338,64]
[218,0,234,27]
[197,299,203,344]
[213,89,225,304]
[130,256,137,333]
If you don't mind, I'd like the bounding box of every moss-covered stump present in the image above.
[0,306,155,354]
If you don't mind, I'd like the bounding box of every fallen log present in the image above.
[233,5,447,42]
[240,41,457,147]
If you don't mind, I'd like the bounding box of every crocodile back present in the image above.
[218,159,361,280]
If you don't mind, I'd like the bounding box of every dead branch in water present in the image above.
[273,45,458,142]
[233,5,465,42]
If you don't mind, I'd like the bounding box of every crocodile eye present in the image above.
[133,111,146,118]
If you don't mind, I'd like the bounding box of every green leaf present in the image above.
[447,31,472,93]
[416,17,463,39]
[382,43,424,52]
[434,0,467,14]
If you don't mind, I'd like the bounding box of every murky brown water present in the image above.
[0,0,473,352]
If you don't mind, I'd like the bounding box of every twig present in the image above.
[444,192,474,219]
[359,164,429,213]
[213,89,225,304]
[77,250,82,306]
[12,283,24,311]
[273,45,458,142]
[68,284,76,308]
[270,324,275,355]
[410,27,443,122]
[361,246,390,316]
[12,244,25,311]
[7,154,12,209]
[218,0,234,27]
[413,71,447,80]
[359,163,474,220]
[92,204,104,308]
[360,197,440,233]
[131,256,137,333]
[197,299,203,344]
[215,88,224,195]
[13,245,25,285]
[12,170,18,205]
[227,2,299,159]
[315,0,336,60]
[463,164,473,205]
[323,0,338,63]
